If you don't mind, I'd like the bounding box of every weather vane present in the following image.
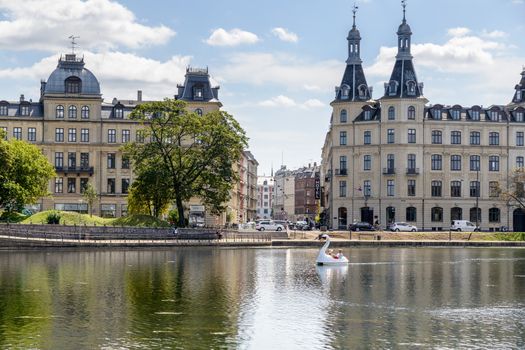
[68,35,79,54]
[352,3,358,27]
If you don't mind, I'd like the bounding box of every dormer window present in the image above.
[193,86,204,100]
[451,109,461,120]
[406,81,416,96]
[471,110,480,121]
[114,106,124,119]
[517,90,522,101]
[20,105,29,116]
[515,111,524,122]
[489,110,499,121]
[65,76,81,94]
[358,85,367,99]
[0,103,8,116]
[388,81,398,95]
[341,85,350,99]
[364,110,371,121]
[433,109,442,120]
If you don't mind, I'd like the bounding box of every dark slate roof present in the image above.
[354,103,380,122]
[44,54,101,95]
[383,59,422,99]
[512,69,525,103]
[334,64,370,102]
[0,100,43,117]
[423,104,513,122]
[176,67,220,103]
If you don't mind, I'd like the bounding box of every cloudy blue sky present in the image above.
[0,0,523,175]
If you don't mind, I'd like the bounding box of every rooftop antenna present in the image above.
[68,35,79,54]
[352,3,358,28]
[401,0,407,22]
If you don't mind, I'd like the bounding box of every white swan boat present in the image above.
[316,235,349,265]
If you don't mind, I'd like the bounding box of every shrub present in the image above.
[46,211,61,224]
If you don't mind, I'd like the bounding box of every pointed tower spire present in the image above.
[335,3,371,102]
[383,0,423,99]
[512,66,525,104]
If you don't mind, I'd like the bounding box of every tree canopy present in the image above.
[124,99,248,226]
[501,168,525,208]
[0,135,55,212]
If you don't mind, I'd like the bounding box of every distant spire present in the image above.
[402,0,407,22]
[68,35,79,54]
[352,3,358,28]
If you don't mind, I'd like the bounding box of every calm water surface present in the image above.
[0,247,524,349]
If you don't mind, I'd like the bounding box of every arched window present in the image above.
[388,81,397,95]
[341,85,350,99]
[406,80,416,95]
[388,106,395,120]
[81,106,89,119]
[431,207,443,222]
[358,84,367,99]
[470,208,481,223]
[406,207,416,222]
[489,208,500,223]
[195,108,203,116]
[340,109,347,123]
[407,106,416,120]
[68,105,77,119]
[451,207,462,221]
[65,76,81,94]
[114,106,124,119]
[193,85,204,100]
[56,105,64,119]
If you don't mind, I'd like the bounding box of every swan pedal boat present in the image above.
[316,236,349,265]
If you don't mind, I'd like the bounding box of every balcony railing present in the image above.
[335,168,348,176]
[55,166,94,175]
[406,167,420,175]
[382,167,396,175]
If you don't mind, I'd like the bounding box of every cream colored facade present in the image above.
[0,55,255,224]
[322,13,525,231]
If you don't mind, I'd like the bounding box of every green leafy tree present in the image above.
[127,163,172,218]
[0,137,55,212]
[125,99,248,227]
[82,183,98,217]
[500,168,525,209]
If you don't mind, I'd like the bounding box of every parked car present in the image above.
[256,220,285,231]
[273,220,288,229]
[293,220,308,230]
[390,222,418,232]
[450,220,480,232]
[348,222,375,231]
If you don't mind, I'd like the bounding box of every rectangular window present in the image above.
[470,181,480,197]
[489,132,499,146]
[68,152,76,168]
[101,204,116,218]
[81,129,89,142]
[107,153,116,169]
[55,177,63,193]
[55,128,64,142]
[364,131,371,145]
[363,180,371,196]
[363,155,371,171]
[387,180,395,196]
[470,131,480,145]
[122,129,130,143]
[451,131,461,144]
[431,155,442,170]
[489,155,499,171]
[339,131,347,146]
[516,111,524,122]
[407,154,416,170]
[108,129,116,143]
[27,127,36,142]
[80,153,89,168]
[68,128,76,142]
[67,178,76,193]
[136,130,145,143]
[517,156,524,168]
[339,156,347,173]
[431,181,442,197]
[407,179,416,197]
[107,178,116,194]
[339,181,347,197]
[470,155,480,171]
[471,110,480,120]
[407,129,416,143]
[489,181,499,197]
[450,181,461,197]
[517,132,524,146]
[387,154,395,171]
[451,109,461,120]
[122,178,130,194]
[80,178,89,193]
[431,130,442,144]
[450,155,461,171]
[122,155,130,169]
[13,127,22,140]
[387,129,395,144]
[54,152,63,168]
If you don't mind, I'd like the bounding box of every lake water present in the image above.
[0,247,524,349]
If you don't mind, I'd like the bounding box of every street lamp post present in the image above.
[476,169,479,229]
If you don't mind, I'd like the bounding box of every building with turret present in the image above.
[0,53,256,224]
[321,3,525,231]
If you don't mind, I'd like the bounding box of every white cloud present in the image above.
[0,0,175,52]
[481,30,508,39]
[219,52,341,91]
[303,99,325,108]
[0,51,191,101]
[205,28,259,46]
[258,95,325,109]
[271,27,299,43]
[512,0,523,4]
[447,27,471,37]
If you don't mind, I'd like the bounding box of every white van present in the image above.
[450,220,479,232]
